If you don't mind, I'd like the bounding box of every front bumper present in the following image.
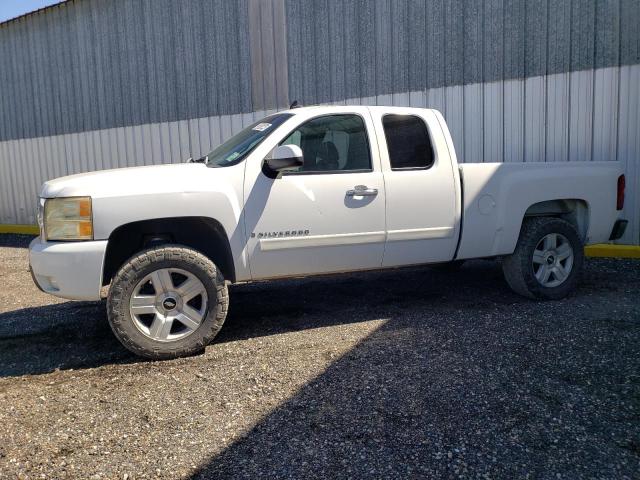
[28,237,108,301]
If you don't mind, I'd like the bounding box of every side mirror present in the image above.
[266,145,304,172]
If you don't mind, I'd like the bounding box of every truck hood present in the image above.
[40,163,220,198]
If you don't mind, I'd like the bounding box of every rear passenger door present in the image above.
[371,107,460,267]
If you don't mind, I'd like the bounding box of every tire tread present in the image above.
[502,217,583,300]
[107,245,228,360]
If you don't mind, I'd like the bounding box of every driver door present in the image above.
[243,109,386,280]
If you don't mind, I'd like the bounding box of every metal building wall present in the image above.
[0,0,638,244]
[0,0,252,142]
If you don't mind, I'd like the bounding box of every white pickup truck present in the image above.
[29,106,628,359]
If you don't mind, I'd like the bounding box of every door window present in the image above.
[281,114,372,173]
[382,114,435,170]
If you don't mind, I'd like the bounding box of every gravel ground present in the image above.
[0,234,638,479]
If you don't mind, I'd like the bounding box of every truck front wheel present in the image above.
[502,217,584,300]
[107,245,228,359]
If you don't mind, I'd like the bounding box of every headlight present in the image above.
[44,197,93,241]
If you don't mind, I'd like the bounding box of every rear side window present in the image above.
[382,114,435,170]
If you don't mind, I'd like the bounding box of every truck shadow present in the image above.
[0,261,508,378]
[0,301,133,377]
[190,265,640,480]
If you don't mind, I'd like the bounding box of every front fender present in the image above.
[92,190,249,281]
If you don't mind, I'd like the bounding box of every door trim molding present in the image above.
[386,226,454,241]
[259,231,386,251]
[258,227,454,251]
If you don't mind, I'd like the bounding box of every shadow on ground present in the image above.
[1,242,638,477]
[0,257,506,378]
[189,259,640,479]
[0,233,34,248]
[0,301,134,377]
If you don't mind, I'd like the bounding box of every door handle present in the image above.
[346,185,378,197]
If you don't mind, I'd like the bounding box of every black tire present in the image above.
[107,245,228,359]
[429,260,465,272]
[502,217,584,300]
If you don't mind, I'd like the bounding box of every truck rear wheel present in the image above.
[502,217,583,300]
[107,245,228,359]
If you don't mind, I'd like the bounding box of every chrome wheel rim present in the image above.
[129,268,208,342]
[532,233,574,288]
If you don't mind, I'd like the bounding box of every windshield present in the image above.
[206,113,293,167]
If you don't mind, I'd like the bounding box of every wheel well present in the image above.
[523,199,589,240]
[102,217,235,285]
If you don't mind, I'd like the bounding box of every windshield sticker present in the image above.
[252,123,272,132]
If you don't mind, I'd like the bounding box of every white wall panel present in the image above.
[503,79,524,163]
[444,86,464,163]
[198,118,211,156]
[426,87,446,117]
[0,66,638,244]
[148,123,162,166]
[463,84,483,164]
[231,114,244,136]
[220,118,233,145]
[409,91,426,108]
[592,68,619,162]
[177,120,190,163]
[115,128,127,170]
[524,77,546,163]
[568,70,594,162]
[546,73,570,162]
[158,123,171,165]
[187,119,200,160]
[392,92,411,108]
[483,82,504,163]
[208,117,221,152]
[0,141,16,221]
[167,123,181,166]
[375,94,393,107]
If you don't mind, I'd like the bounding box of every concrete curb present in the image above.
[584,244,640,259]
[0,224,39,235]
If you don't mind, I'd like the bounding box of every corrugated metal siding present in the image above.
[0,0,252,142]
[285,0,639,104]
[0,108,279,225]
[248,0,289,110]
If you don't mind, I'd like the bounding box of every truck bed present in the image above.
[456,161,622,260]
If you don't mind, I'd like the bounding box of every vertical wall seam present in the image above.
[590,3,598,163]
[614,0,622,163]
[501,0,505,164]
[566,0,574,162]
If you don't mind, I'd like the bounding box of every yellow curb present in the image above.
[0,224,39,235]
[585,244,640,259]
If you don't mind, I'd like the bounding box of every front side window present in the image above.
[382,114,435,170]
[281,114,372,173]
[207,113,293,167]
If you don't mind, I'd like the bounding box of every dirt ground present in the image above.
[0,234,638,479]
